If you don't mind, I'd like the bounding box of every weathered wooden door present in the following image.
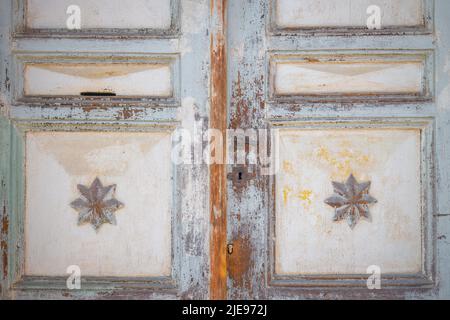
[1,0,450,301]
[225,0,450,299]
[0,0,212,299]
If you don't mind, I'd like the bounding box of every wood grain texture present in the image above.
[0,0,12,300]
[227,0,268,299]
[0,115,11,299]
[210,0,228,300]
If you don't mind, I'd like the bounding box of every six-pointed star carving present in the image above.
[70,177,124,231]
[324,174,377,229]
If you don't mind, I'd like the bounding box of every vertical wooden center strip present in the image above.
[210,0,227,300]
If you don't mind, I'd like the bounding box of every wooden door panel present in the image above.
[25,0,172,30]
[227,0,446,300]
[15,0,179,37]
[269,52,431,100]
[25,131,173,277]
[271,0,433,34]
[14,54,179,105]
[274,0,426,28]
[275,128,422,275]
[23,63,173,97]
[270,121,435,290]
[1,0,211,299]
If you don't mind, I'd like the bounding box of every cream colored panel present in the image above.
[275,0,424,28]
[24,63,172,97]
[26,0,172,29]
[276,129,422,275]
[273,60,424,95]
[25,131,172,277]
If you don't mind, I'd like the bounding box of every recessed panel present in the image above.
[24,63,172,97]
[271,55,426,97]
[274,0,424,29]
[275,128,422,275]
[26,0,172,30]
[25,131,172,277]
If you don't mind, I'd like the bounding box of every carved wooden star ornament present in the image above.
[70,177,124,231]
[324,174,377,229]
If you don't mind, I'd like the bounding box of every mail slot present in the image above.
[23,62,173,97]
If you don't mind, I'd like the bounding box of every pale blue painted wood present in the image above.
[434,0,450,299]
[0,115,11,299]
[227,0,450,299]
[1,0,449,300]
[0,0,212,299]
[0,0,12,300]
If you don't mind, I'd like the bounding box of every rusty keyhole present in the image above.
[227,243,234,255]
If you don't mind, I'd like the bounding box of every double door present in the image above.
[0,0,449,300]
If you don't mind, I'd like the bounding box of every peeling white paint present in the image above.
[24,63,172,97]
[275,0,424,28]
[276,129,422,275]
[274,60,424,95]
[26,0,172,30]
[25,131,173,277]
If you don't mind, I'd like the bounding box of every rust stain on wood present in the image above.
[116,108,144,120]
[81,105,109,113]
[209,0,228,300]
[230,73,265,130]
[227,235,251,289]
[226,1,267,297]
[229,72,249,129]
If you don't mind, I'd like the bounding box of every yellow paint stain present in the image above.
[315,145,371,179]
[282,160,295,174]
[338,149,370,164]
[282,186,292,206]
[316,146,332,163]
[297,190,313,206]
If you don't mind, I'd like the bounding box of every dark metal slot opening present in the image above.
[80,92,117,96]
